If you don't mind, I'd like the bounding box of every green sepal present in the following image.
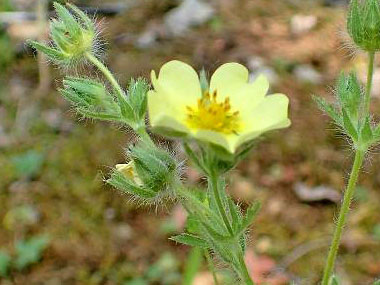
[170,234,209,249]
[67,3,95,32]
[106,169,157,199]
[27,40,66,62]
[238,201,261,234]
[53,2,81,38]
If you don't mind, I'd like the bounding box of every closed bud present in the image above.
[108,144,179,202]
[129,143,178,193]
[28,2,98,67]
[59,77,122,121]
[347,0,380,52]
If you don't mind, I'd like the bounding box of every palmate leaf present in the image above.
[170,234,209,249]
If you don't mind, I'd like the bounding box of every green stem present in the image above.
[204,249,219,285]
[237,248,254,285]
[85,52,126,102]
[135,126,154,145]
[209,172,253,285]
[209,172,233,236]
[321,150,364,285]
[364,51,375,113]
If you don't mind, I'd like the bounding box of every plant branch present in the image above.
[364,51,375,113]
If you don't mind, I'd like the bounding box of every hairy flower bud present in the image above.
[59,77,122,121]
[347,0,380,52]
[108,144,179,202]
[28,2,98,66]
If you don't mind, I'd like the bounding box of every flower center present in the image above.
[186,91,240,134]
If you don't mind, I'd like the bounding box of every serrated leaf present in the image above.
[312,95,342,125]
[239,201,261,234]
[170,234,208,249]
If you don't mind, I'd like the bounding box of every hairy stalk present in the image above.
[209,172,233,235]
[321,150,364,284]
[135,127,154,145]
[364,51,375,113]
[209,172,253,285]
[204,249,219,285]
[85,52,126,103]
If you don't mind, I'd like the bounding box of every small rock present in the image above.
[164,0,215,36]
[135,23,162,49]
[113,223,133,242]
[104,208,116,220]
[290,15,317,36]
[293,64,322,84]
[293,183,341,203]
[247,56,279,85]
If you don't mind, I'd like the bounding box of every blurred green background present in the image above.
[1,0,380,284]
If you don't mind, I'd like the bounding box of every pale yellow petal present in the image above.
[209,63,269,111]
[236,94,290,147]
[151,60,202,108]
[193,130,235,153]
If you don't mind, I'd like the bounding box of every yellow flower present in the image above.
[148,60,290,153]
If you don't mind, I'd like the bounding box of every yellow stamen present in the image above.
[186,90,241,134]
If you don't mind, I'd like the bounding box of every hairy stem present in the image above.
[321,150,364,284]
[209,172,233,236]
[364,51,375,113]
[85,52,126,102]
[209,172,253,285]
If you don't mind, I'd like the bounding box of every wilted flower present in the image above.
[148,60,290,153]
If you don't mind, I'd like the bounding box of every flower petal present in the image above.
[209,63,269,111]
[151,60,202,108]
[236,94,290,147]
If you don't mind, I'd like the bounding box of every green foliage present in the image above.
[313,72,380,151]
[28,2,96,67]
[0,251,11,277]
[123,78,149,129]
[11,150,44,179]
[373,280,380,285]
[0,32,14,72]
[348,0,380,52]
[14,235,50,270]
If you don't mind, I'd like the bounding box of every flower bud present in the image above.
[347,0,380,52]
[59,77,122,121]
[129,143,178,193]
[28,3,98,66]
[108,144,179,202]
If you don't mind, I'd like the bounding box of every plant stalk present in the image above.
[85,52,126,101]
[364,51,375,113]
[209,172,253,285]
[321,150,364,285]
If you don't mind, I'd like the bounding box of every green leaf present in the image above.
[15,235,50,270]
[0,250,11,277]
[170,234,208,249]
[342,109,358,141]
[11,150,44,179]
[360,116,373,144]
[67,3,95,32]
[227,198,242,233]
[239,201,261,234]
[106,170,157,199]
[373,280,380,285]
[199,69,209,93]
[312,95,342,125]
